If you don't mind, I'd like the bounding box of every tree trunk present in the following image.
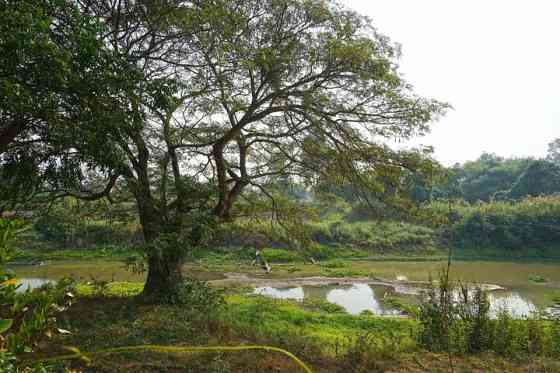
[142,253,184,300]
[134,195,184,301]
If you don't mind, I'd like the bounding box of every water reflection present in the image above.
[488,291,537,318]
[326,284,378,315]
[253,283,402,315]
[16,278,55,293]
[253,283,540,317]
[254,286,304,301]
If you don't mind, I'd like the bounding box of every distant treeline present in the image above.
[412,152,560,203]
[423,196,560,252]
[15,146,560,257]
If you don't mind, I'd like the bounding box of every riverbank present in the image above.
[12,244,560,267]
[7,247,560,371]
[22,283,560,372]
[10,251,560,309]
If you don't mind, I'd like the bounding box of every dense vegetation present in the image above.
[2,0,560,371]
[444,197,560,253]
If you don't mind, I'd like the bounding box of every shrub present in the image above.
[440,196,560,251]
[4,278,76,354]
[1,218,77,373]
[165,278,225,315]
[456,284,492,353]
[417,272,455,352]
[336,331,405,372]
[261,248,302,263]
[321,259,348,269]
[417,271,559,358]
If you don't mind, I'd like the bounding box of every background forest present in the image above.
[9,140,560,261]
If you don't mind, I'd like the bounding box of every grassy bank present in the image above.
[13,240,560,271]
[22,282,560,372]
[12,245,139,263]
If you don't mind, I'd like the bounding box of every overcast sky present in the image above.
[343,0,560,166]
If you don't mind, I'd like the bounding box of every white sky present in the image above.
[343,0,560,166]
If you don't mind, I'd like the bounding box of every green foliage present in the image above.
[0,351,17,373]
[76,281,144,297]
[0,217,77,373]
[15,245,139,263]
[529,275,548,283]
[301,298,346,314]
[450,196,560,251]
[0,218,21,347]
[0,0,133,209]
[224,294,417,356]
[0,319,13,334]
[163,278,225,313]
[3,278,76,354]
[381,297,418,317]
[424,152,560,204]
[321,260,348,269]
[261,248,303,263]
[417,272,455,352]
[32,199,141,248]
[337,331,408,372]
[0,218,23,262]
[455,284,492,353]
[310,218,437,253]
[509,160,560,200]
[434,153,534,202]
[417,272,559,358]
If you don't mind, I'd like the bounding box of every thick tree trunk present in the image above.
[134,195,184,301]
[142,253,184,299]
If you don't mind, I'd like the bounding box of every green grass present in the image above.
[222,294,419,355]
[76,281,145,297]
[12,245,139,263]
[23,281,560,372]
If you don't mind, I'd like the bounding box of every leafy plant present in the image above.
[529,275,548,283]
[417,272,455,352]
[164,278,225,315]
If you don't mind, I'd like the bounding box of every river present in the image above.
[8,260,560,317]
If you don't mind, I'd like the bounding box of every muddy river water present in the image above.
[8,260,560,317]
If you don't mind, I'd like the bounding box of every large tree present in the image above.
[445,153,533,202]
[4,0,447,299]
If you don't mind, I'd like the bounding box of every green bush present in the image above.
[417,272,560,357]
[308,219,437,253]
[165,278,225,315]
[1,218,77,373]
[5,278,76,354]
[261,248,303,263]
[442,196,560,251]
[321,259,348,269]
[32,200,141,248]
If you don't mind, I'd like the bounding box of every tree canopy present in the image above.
[509,160,560,200]
[1,0,447,298]
[0,0,133,211]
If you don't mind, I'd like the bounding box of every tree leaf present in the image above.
[0,318,13,333]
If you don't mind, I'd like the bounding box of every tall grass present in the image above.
[417,271,560,357]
